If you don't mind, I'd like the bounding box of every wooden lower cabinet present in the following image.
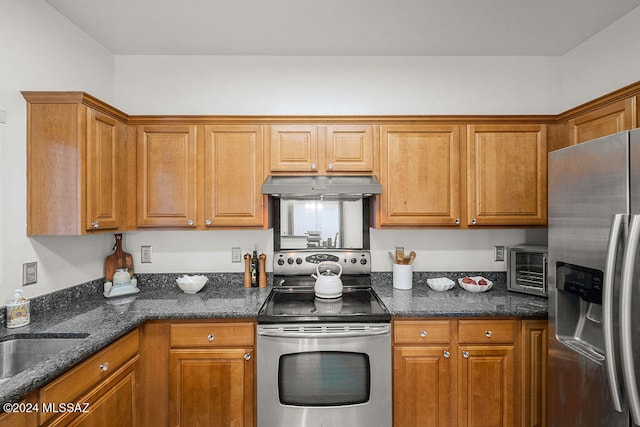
[168,321,255,427]
[394,318,546,427]
[0,393,38,427]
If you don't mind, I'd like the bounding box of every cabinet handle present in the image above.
[471,218,477,225]
[91,221,99,228]
[205,219,212,226]
[485,330,492,338]
[462,351,470,358]
[311,163,317,170]
[244,353,252,361]
[419,330,427,338]
[99,362,109,372]
[327,163,334,170]
[443,351,450,358]
[187,219,194,226]
[207,333,215,342]
[455,218,460,225]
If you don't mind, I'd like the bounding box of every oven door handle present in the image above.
[257,324,390,338]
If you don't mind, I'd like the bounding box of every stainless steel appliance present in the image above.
[548,129,640,426]
[507,244,548,297]
[257,249,392,427]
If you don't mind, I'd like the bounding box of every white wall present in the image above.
[560,5,640,110]
[0,0,115,304]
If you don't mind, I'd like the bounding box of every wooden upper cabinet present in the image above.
[268,124,375,174]
[466,124,547,226]
[325,125,375,172]
[137,125,199,228]
[269,125,319,172]
[568,97,636,145]
[23,92,129,235]
[203,125,264,227]
[378,125,461,226]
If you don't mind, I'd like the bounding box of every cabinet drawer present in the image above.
[39,329,138,424]
[458,320,516,344]
[170,322,254,348]
[394,320,451,344]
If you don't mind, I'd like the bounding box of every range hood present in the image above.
[261,175,382,198]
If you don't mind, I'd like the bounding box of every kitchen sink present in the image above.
[0,334,89,380]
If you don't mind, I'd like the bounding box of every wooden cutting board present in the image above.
[105,233,134,281]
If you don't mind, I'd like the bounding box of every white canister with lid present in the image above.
[6,289,30,328]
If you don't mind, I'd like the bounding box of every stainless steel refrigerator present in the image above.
[549,129,640,426]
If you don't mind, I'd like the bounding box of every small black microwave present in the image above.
[507,245,548,297]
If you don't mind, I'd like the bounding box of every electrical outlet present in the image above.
[494,245,505,262]
[141,245,152,263]
[232,247,242,263]
[23,262,37,285]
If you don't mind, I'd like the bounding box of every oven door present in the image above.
[257,323,391,427]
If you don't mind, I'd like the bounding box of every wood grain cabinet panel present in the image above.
[568,98,636,145]
[137,125,199,228]
[325,125,375,172]
[204,125,264,227]
[23,92,130,235]
[466,124,547,226]
[269,125,319,173]
[379,125,461,226]
[521,320,547,427]
[0,393,38,427]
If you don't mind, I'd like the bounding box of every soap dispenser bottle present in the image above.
[6,289,30,328]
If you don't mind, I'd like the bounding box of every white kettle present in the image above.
[312,261,343,298]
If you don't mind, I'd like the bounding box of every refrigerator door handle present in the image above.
[603,213,625,413]
[621,214,640,424]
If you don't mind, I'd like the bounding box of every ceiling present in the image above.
[45,0,640,56]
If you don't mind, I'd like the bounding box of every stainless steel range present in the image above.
[257,249,392,427]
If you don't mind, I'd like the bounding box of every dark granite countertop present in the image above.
[0,271,547,405]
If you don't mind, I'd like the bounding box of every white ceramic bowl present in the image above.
[176,275,208,294]
[426,277,455,292]
[458,276,493,293]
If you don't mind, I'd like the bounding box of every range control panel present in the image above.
[273,250,371,276]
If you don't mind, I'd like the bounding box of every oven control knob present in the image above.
[350,258,357,264]
[287,258,294,265]
[360,258,367,265]
[277,258,285,266]
[296,257,303,265]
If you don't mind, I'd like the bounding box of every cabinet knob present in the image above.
[244,353,252,361]
[207,333,215,342]
[311,163,317,170]
[462,351,470,359]
[471,218,477,225]
[455,218,460,225]
[419,330,427,338]
[485,330,492,338]
[99,362,109,372]
[443,350,450,358]
[91,221,99,228]
[187,219,194,226]
[205,219,212,226]
[327,163,334,170]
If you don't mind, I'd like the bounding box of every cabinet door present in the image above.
[458,346,515,427]
[269,125,318,172]
[137,125,198,228]
[325,125,375,173]
[379,125,461,226]
[521,320,547,427]
[466,124,547,226]
[86,109,121,232]
[568,98,636,145]
[170,348,254,427]
[204,125,264,227]
[393,346,453,427]
[0,393,38,427]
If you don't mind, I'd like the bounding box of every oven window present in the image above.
[278,351,371,406]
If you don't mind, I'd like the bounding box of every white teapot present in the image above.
[311,261,343,298]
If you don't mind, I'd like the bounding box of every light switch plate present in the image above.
[494,246,505,262]
[141,246,152,263]
[23,262,37,285]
